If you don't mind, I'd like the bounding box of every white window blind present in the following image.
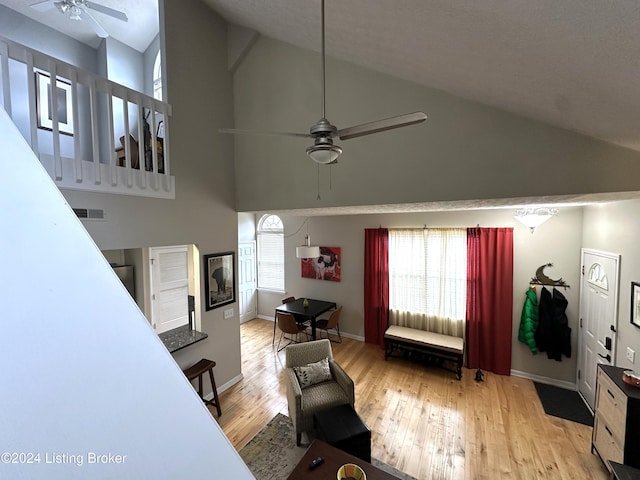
[257,215,284,291]
[389,228,467,336]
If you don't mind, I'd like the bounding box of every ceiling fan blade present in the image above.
[30,0,55,11]
[336,111,427,141]
[82,8,109,38]
[85,1,128,21]
[220,128,312,139]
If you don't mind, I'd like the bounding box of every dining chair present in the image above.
[314,305,343,343]
[273,296,297,345]
[276,312,309,352]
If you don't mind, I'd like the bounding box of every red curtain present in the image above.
[466,227,514,375]
[364,228,389,346]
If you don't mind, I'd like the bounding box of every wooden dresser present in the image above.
[592,365,640,470]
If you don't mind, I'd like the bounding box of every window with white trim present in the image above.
[257,214,285,291]
[389,228,467,336]
[153,51,162,101]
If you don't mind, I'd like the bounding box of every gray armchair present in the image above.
[284,339,354,445]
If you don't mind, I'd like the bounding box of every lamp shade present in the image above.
[296,245,321,258]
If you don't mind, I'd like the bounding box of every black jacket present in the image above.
[534,287,552,354]
[534,287,571,361]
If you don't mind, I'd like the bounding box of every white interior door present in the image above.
[578,249,620,410]
[150,245,189,334]
[238,242,257,324]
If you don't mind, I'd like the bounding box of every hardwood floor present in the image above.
[215,319,608,480]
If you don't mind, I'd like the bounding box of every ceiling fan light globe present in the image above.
[69,6,82,20]
[306,144,342,164]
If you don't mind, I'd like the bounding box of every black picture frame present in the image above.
[35,71,74,136]
[204,251,235,311]
[632,282,640,329]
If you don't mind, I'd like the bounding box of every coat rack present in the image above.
[529,263,570,288]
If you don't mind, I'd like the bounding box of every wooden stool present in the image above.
[182,358,221,416]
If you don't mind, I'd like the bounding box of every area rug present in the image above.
[239,413,418,480]
[534,382,593,426]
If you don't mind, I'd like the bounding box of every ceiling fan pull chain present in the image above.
[317,164,321,200]
[329,165,333,191]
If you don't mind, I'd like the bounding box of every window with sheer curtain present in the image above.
[388,228,467,337]
[257,214,285,291]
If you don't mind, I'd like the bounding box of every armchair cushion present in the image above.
[294,357,331,389]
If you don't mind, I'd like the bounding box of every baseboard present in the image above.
[256,315,365,342]
[510,369,577,390]
[340,332,364,342]
[204,373,243,401]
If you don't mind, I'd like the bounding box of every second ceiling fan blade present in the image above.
[336,111,427,141]
[82,8,109,38]
[85,1,128,21]
[220,128,312,139]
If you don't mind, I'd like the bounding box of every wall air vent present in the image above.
[73,208,105,220]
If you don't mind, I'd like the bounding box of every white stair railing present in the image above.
[0,36,174,199]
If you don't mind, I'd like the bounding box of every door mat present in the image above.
[534,382,593,426]
[239,413,417,480]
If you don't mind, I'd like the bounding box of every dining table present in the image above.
[274,297,337,342]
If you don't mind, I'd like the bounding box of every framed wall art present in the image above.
[36,71,74,136]
[204,251,236,311]
[631,281,640,328]
[301,246,341,282]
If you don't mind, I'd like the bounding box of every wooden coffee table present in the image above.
[286,439,400,479]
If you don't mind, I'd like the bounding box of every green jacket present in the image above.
[518,287,539,353]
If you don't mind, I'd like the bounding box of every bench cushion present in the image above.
[384,325,463,355]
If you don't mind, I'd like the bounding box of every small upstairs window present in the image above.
[153,50,162,101]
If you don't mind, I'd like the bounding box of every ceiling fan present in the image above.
[220,0,427,165]
[30,0,128,39]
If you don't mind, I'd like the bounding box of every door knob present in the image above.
[598,353,611,362]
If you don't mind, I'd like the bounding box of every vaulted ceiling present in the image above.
[4,0,640,213]
[5,0,640,154]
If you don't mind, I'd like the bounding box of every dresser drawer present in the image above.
[597,368,627,430]
[594,412,624,464]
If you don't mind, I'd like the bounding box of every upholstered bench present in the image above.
[384,325,464,380]
[314,404,371,463]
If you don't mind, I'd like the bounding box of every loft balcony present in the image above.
[0,36,174,199]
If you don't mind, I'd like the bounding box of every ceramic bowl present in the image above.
[336,463,366,480]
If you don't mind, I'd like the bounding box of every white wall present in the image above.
[232,36,640,213]
[24,0,243,393]
[583,200,640,369]
[257,208,583,384]
[0,109,252,479]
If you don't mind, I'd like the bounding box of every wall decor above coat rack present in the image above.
[530,262,570,288]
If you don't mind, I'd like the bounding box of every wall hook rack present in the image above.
[529,262,570,288]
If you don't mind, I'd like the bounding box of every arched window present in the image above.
[257,214,284,291]
[153,50,162,101]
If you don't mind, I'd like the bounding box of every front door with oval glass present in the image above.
[578,249,620,410]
